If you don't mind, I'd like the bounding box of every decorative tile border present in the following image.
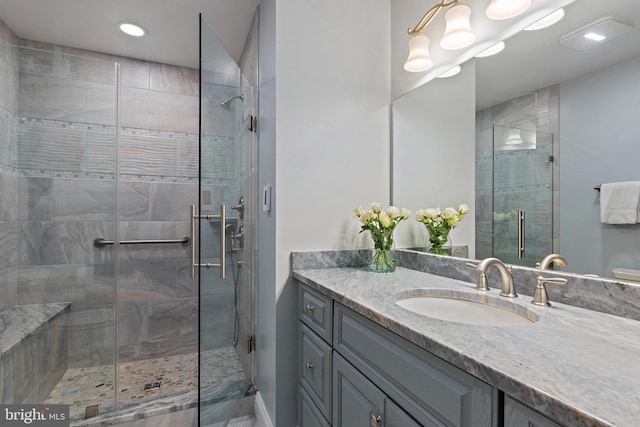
[9,116,237,183]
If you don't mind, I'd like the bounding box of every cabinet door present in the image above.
[333,353,385,427]
[504,396,561,427]
[300,386,331,427]
[386,399,423,427]
[299,324,332,420]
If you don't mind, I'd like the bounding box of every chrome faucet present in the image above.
[466,257,518,298]
[532,276,568,306]
[536,253,567,270]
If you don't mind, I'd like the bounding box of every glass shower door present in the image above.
[492,125,554,266]
[198,15,253,426]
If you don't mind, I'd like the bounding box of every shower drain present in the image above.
[143,382,161,391]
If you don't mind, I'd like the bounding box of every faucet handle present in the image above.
[532,276,568,306]
[465,262,491,291]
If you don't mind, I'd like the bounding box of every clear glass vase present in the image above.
[426,228,452,255]
[368,247,396,273]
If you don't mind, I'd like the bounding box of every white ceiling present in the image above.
[0,0,260,69]
[476,0,640,109]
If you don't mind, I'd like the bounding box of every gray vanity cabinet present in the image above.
[299,286,334,425]
[333,303,493,427]
[298,283,494,427]
[504,396,561,427]
[333,352,420,427]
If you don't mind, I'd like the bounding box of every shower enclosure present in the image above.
[0,14,255,427]
[491,125,553,266]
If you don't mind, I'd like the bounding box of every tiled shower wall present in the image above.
[235,10,259,379]
[0,17,242,368]
[475,87,560,262]
[0,23,19,313]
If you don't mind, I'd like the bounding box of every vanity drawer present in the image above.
[504,396,561,427]
[299,323,332,421]
[299,285,333,343]
[334,303,493,427]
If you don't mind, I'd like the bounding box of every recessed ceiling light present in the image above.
[437,65,461,78]
[584,32,606,41]
[524,8,565,31]
[118,22,147,37]
[475,41,506,58]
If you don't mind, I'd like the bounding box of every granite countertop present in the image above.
[292,266,640,427]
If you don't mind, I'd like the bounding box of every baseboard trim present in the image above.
[254,391,273,427]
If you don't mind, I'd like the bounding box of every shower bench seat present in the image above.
[0,302,70,403]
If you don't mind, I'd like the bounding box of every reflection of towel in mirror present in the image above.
[600,181,640,224]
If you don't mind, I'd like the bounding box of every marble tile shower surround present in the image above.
[290,249,640,321]
[0,41,242,372]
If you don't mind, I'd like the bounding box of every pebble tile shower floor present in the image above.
[44,347,246,421]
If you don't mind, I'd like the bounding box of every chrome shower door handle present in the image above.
[517,210,525,259]
[190,204,226,279]
[190,205,197,278]
[219,204,226,279]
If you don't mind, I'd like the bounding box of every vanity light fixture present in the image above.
[486,0,531,21]
[118,22,147,37]
[405,0,532,73]
[524,8,565,31]
[404,0,474,72]
[475,41,505,58]
[437,65,462,78]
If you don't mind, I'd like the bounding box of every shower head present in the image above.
[220,94,244,111]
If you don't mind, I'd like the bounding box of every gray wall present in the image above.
[560,55,640,277]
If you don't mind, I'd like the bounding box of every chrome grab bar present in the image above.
[517,210,525,259]
[94,237,190,248]
[190,204,226,279]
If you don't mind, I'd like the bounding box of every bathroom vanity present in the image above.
[292,250,640,427]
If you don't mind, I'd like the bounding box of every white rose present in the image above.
[458,204,470,215]
[425,208,439,218]
[354,206,364,217]
[400,208,411,219]
[443,207,457,218]
[388,206,401,219]
[360,210,373,224]
[371,202,382,213]
[415,209,425,222]
[379,213,392,228]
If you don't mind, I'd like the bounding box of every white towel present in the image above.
[600,181,640,224]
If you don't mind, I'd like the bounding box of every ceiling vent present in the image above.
[560,16,634,50]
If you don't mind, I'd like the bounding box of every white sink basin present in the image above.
[395,289,538,327]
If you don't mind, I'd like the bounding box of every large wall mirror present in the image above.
[393,0,640,280]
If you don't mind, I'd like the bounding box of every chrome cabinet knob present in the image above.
[369,414,382,427]
[305,362,314,372]
[304,304,315,314]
